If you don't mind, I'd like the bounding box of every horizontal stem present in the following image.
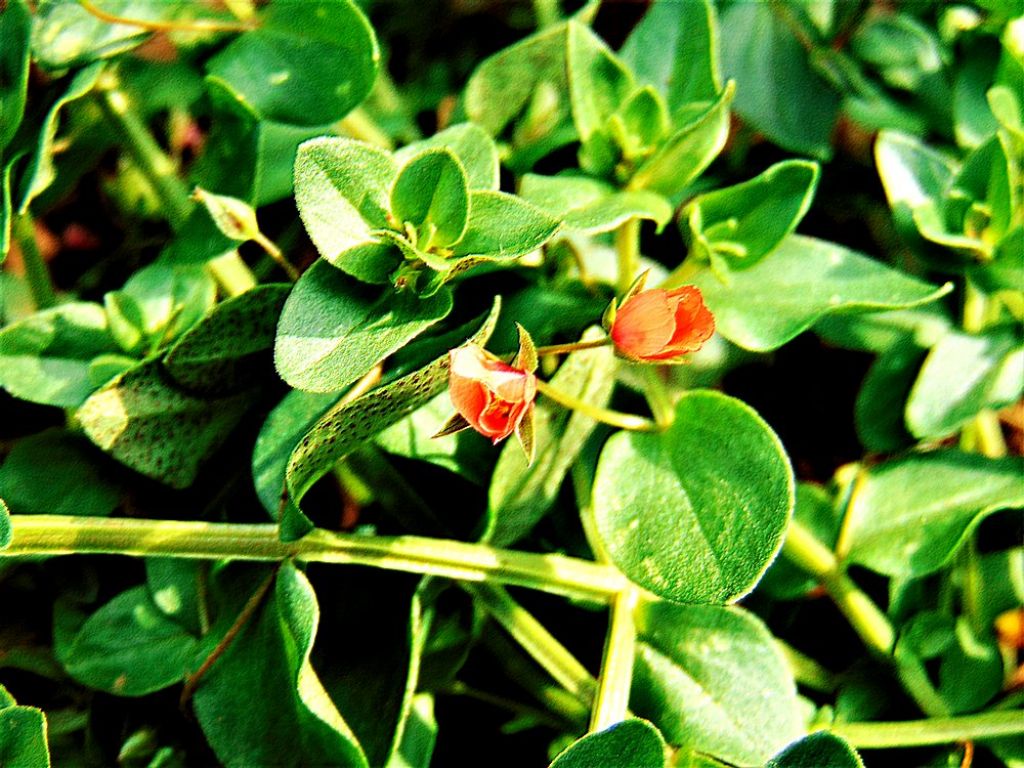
[2,516,628,603]
[831,711,1024,749]
[535,338,612,357]
[80,0,255,33]
[536,379,658,432]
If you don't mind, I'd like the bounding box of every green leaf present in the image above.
[719,2,839,157]
[566,22,634,142]
[283,298,500,536]
[63,586,197,696]
[843,451,1024,577]
[0,498,10,550]
[464,24,576,171]
[629,83,735,197]
[30,0,156,70]
[765,732,863,768]
[274,261,453,393]
[855,344,924,453]
[906,326,1023,439]
[293,137,399,283]
[0,685,49,768]
[390,149,470,250]
[103,262,217,355]
[77,358,258,489]
[16,62,103,214]
[683,160,820,271]
[632,601,803,765]
[690,235,953,352]
[164,284,290,396]
[0,301,122,407]
[452,190,560,260]
[146,558,204,636]
[385,694,436,768]
[0,430,120,518]
[592,390,793,603]
[548,719,665,768]
[206,0,378,125]
[394,123,499,192]
[620,0,720,115]
[253,388,341,523]
[0,0,30,153]
[520,174,672,234]
[193,564,367,768]
[486,329,614,546]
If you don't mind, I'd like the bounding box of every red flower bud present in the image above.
[447,345,537,444]
[610,286,714,362]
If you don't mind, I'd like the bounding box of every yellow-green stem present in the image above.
[535,337,613,357]
[589,587,637,732]
[536,379,658,432]
[1,515,628,603]
[80,0,255,33]
[13,215,57,310]
[615,218,640,295]
[831,711,1024,749]
[252,231,299,282]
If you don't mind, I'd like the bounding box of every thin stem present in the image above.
[336,108,394,150]
[12,215,57,310]
[251,231,299,282]
[180,566,278,710]
[535,379,659,433]
[465,583,597,706]
[438,682,571,731]
[80,0,255,33]
[2,516,629,603]
[831,711,1024,749]
[615,218,640,295]
[535,338,613,357]
[782,520,895,655]
[589,587,637,732]
[776,640,838,694]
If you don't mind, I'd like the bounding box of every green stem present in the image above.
[535,338,613,357]
[251,231,299,282]
[661,253,706,289]
[782,521,895,655]
[831,711,1024,749]
[1,515,628,603]
[465,583,597,706]
[337,108,394,150]
[776,640,838,694]
[615,217,640,295]
[438,682,572,731]
[535,379,659,432]
[589,588,637,732]
[961,282,1008,457]
[13,215,57,309]
[532,0,560,28]
[207,251,257,296]
[641,367,675,429]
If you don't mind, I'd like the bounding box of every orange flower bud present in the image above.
[610,286,714,362]
[447,344,537,444]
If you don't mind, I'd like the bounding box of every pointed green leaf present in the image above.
[855,344,924,452]
[520,174,672,234]
[77,358,258,489]
[274,261,453,393]
[193,564,367,768]
[683,160,820,271]
[843,451,1024,577]
[453,190,560,260]
[690,235,953,352]
[164,284,290,396]
[620,0,720,115]
[63,586,198,696]
[294,137,399,283]
[206,0,378,125]
[390,149,469,250]
[0,302,122,407]
[284,298,500,535]
[630,83,734,196]
[0,0,30,153]
[486,328,615,546]
[766,732,863,768]
[632,601,803,765]
[592,390,793,604]
[548,719,665,768]
[567,22,634,142]
[906,326,1023,439]
[394,123,500,192]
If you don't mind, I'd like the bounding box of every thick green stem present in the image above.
[1,516,628,603]
[12,215,57,309]
[782,521,895,655]
[589,587,637,732]
[831,711,1024,749]
[536,379,659,432]
[615,218,641,295]
[642,367,676,429]
[466,583,597,706]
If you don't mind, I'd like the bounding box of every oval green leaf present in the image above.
[548,719,665,768]
[390,149,469,250]
[592,390,793,604]
[766,732,863,768]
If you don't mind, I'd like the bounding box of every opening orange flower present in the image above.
[609,286,714,362]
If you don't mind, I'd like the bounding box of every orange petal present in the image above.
[610,289,675,359]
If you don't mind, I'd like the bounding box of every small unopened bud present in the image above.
[193,187,260,242]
